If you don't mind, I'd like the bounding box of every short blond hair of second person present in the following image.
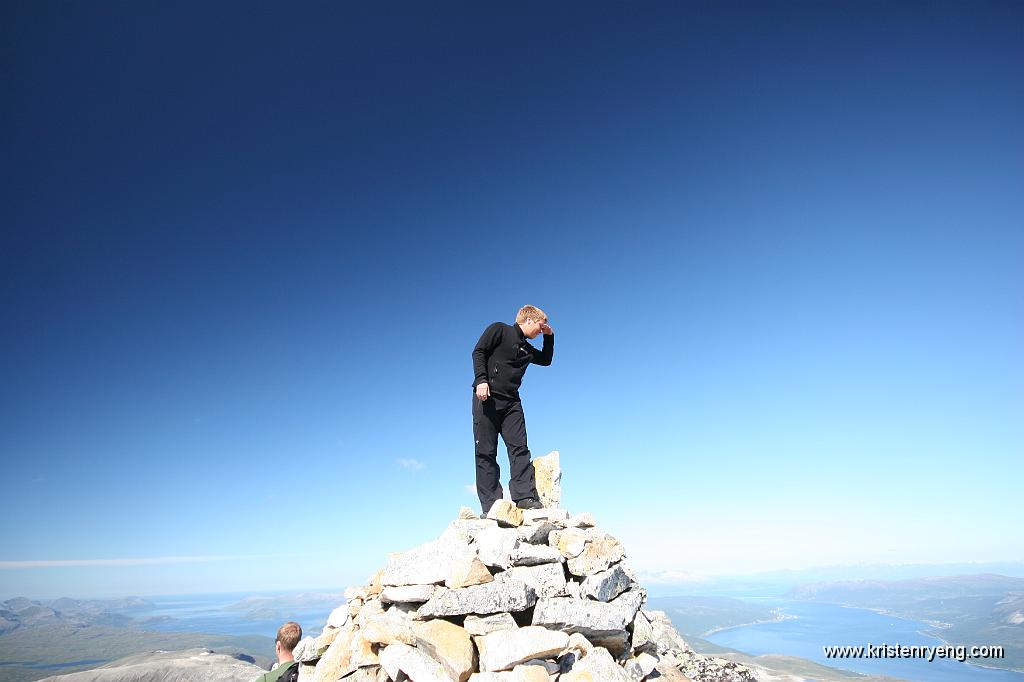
[276,621,302,652]
[516,305,547,324]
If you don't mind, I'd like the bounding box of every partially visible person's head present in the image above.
[516,305,548,338]
[275,621,302,661]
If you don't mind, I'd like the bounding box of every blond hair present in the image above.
[516,305,547,324]
[276,621,302,652]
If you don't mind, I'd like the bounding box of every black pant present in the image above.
[473,394,539,514]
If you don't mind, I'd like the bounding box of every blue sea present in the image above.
[706,599,1024,682]
[131,591,337,640]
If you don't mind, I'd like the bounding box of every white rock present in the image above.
[447,518,499,544]
[560,646,631,682]
[378,642,451,682]
[381,584,438,603]
[565,512,595,528]
[566,536,625,577]
[291,635,319,663]
[624,651,659,681]
[344,586,367,601]
[475,525,520,569]
[548,529,591,559]
[361,609,416,646]
[475,626,570,672]
[522,508,569,524]
[382,535,475,586]
[326,605,349,629]
[459,506,480,520]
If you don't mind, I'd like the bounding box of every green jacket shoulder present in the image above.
[254,660,297,682]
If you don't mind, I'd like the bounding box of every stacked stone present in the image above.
[290,452,758,682]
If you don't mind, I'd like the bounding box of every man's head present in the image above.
[274,621,302,662]
[516,305,548,339]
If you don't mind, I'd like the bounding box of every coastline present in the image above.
[702,611,796,637]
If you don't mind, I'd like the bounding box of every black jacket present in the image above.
[472,322,554,403]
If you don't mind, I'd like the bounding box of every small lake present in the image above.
[706,600,1024,682]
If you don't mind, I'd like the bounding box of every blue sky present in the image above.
[2,1,1021,599]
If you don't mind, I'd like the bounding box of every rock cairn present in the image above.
[291,452,758,682]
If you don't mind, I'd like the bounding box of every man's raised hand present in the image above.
[540,322,554,335]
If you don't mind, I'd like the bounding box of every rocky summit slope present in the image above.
[35,648,264,681]
[291,453,759,682]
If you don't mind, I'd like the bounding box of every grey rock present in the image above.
[531,588,646,641]
[499,563,567,599]
[418,579,537,618]
[463,612,518,636]
[643,610,694,656]
[516,521,559,545]
[630,610,656,654]
[580,562,632,602]
[510,543,563,567]
[623,651,659,681]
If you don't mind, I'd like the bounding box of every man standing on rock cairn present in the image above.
[471,304,554,514]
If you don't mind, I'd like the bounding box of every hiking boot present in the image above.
[516,497,543,510]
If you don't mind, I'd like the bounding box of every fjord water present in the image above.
[134,592,333,639]
[706,600,1024,682]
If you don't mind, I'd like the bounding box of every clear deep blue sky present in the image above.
[2,1,1021,598]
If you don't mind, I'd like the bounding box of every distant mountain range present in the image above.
[0,597,154,635]
[0,597,273,682]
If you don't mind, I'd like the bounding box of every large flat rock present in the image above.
[530,588,645,640]
[475,626,569,672]
[418,579,537,618]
